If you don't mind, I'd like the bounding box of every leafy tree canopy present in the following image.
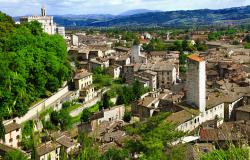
[0,12,71,119]
[4,150,28,160]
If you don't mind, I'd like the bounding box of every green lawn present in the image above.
[66,103,81,112]
[71,103,100,125]
[88,103,100,113]
[71,114,81,124]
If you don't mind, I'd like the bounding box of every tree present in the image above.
[4,150,28,160]
[60,147,68,160]
[182,40,189,51]
[81,109,92,123]
[23,21,43,36]
[123,112,184,159]
[0,117,5,141]
[0,12,71,119]
[21,120,34,150]
[102,148,128,160]
[59,110,73,130]
[201,147,249,160]
[244,34,250,43]
[77,134,100,160]
[50,111,60,126]
[132,80,144,100]
[179,53,188,65]
[143,38,167,52]
[123,112,132,123]
[133,37,140,45]
[50,110,72,130]
[244,43,250,49]
[195,40,208,51]
[102,93,111,109]
[173,40,183,51]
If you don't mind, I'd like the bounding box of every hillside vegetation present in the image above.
[0,12,71,119]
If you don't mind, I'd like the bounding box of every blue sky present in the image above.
[0,0,250,16]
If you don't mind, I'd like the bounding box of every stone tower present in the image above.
[41,6,46,16]
[186,54,206,113]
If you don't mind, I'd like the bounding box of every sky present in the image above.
[0,0,250,16]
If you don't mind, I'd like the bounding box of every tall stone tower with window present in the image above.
[186,54,206,113]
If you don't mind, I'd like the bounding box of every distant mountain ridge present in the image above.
[119,9,162,16]
[14,6,250,28]
[89,5,250,27]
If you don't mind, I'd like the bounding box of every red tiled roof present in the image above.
[188,54,204,62]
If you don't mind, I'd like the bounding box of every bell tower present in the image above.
[41,6,46,16]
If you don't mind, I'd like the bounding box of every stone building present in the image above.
[0,120,21,148]
[71,34,79,46]
[130,45,147,64]
[20,6,65,37]
[52,131,80,156]
[132,91,169,121]
[79,105,125,133]
[89,58,109,71]
[139,61,177,89]
[236,105,250,121]
[74,69,95,102]
[107,64,122,79]
[37,141,61,160]
[166,55,225,132]
[133,70,157,91]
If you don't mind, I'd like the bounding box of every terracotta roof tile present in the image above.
[188,54,204,62]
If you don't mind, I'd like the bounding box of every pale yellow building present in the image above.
[74,69,96,102]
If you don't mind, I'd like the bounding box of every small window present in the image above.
[16,135,20,139]
[9,138,13,142]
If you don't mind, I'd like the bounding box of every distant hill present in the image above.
[14,6,250,28]
[119,9,161,16]
[89,6,250,27]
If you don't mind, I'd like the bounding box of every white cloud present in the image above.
[0,0,249,16]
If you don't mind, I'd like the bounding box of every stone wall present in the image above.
[4,85,70,125]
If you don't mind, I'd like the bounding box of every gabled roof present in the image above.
[56,135,76,148]
[4,122,21,133]
[37,141,61,156]
[74,69,92,80]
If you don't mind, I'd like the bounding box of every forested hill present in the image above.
[50,5,250,28]
[0,12,72,119]
[90,6,250,27]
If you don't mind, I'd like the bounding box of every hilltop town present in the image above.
[0,6,250,160]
